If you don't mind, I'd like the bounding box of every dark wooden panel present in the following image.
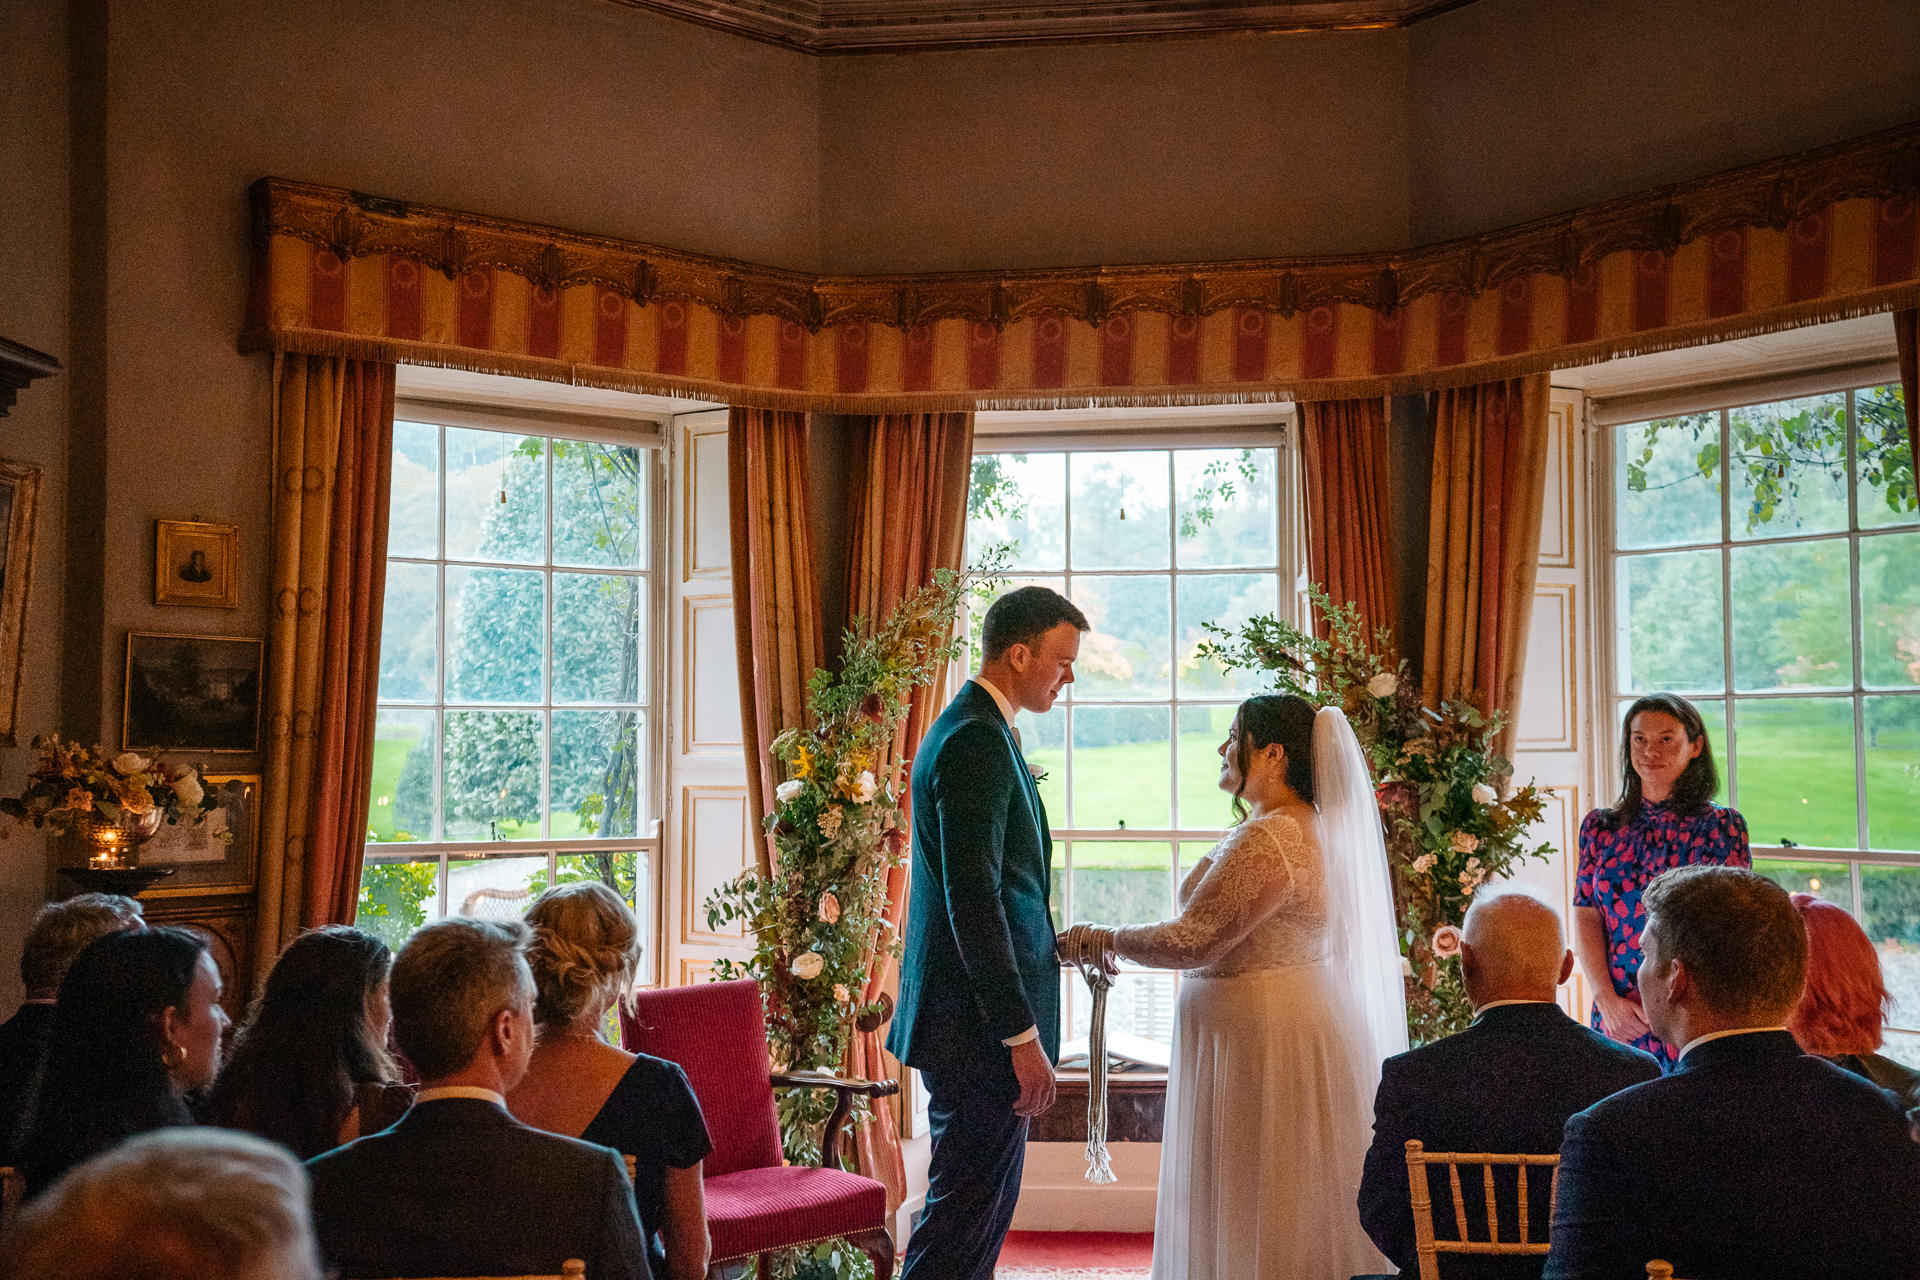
[1030,1069,1166,1144]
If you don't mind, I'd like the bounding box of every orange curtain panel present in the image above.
[1897,310,1919,477]
[1421,374,1551,770]
[1299,396,1395,646]
[258,355,396,969]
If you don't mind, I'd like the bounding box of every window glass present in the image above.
[1616,549,1724,693]
[1728,394,1848,539]
[1865,696,1920,851]
[1729,539,1852,691]
[1615,413,1721,549]
[1733,697,1855,849]
[1860,531,1920,690]
[1855,385,1918,531]
[1752,858,1853,911]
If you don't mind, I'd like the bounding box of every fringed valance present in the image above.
[241,123,1920,411]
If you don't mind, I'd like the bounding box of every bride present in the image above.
[1059,693,1405,1280]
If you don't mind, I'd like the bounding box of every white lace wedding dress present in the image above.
[1114,811,1393,1280]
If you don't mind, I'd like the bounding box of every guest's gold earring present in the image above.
[162,1043,187,1069]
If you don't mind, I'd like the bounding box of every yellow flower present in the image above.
[793,744,814,779]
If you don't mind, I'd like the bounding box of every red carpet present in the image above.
[995,1231,1153,1278]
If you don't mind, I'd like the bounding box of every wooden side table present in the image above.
[1030,1068,1168,1144]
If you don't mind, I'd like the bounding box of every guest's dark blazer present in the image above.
[1359,1002,1660,1279]
[307,1096,650,1280]
[1544,1030,1920,1280]
[0,1002,55,1162]
[887,679,1059,1068]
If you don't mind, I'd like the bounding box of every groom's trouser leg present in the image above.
[901,1055,1026,1280]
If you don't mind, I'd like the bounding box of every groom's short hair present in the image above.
[982,587,1089,661]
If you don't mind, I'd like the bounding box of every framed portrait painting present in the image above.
[138,774,260,897]
[0,458,40,746]
[155,520,239,609]
[123,632,264,753]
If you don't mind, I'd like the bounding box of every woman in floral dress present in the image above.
[1574,693,1750,1070]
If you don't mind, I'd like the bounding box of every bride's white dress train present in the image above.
[1116,809,1395,1280]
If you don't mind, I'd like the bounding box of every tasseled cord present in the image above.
[1075,955,1117,1184]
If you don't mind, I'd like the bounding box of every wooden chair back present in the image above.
[1403,1140,1560,1280]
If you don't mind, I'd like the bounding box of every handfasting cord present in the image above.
[1075,944,1117,1185]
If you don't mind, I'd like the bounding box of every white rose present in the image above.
[775,779,804,804]
[1366,672,1398,699]
[1471,782,1497,805]
[834,984,851,1002]
[1411,853,1436,874]
[790,951,824,980]
[852,770,877,804]
[112,752,151,775]
[175,770,204,808]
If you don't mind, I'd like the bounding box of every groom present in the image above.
[889,585,1087,1280]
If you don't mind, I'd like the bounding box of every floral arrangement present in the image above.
[0,735,222,835]
[1200,588,1552,1044]
[705,559,999,1178]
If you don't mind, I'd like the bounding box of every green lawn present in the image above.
[1731,700,1920,851]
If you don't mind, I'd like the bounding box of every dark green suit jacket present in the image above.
[887,679,1059,1069]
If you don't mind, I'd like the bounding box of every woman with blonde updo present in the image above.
[506,882,711,1280]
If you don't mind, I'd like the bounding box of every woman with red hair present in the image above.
[1787,892,1920,1109]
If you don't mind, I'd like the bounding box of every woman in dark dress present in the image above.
[1788,892,1920,1108]
[17,927,229,1196]
[506,882,712,1280]
[206,926,412,1157]
[1573,693,1750,1070]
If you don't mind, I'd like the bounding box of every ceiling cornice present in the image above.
[602,0,1477,55]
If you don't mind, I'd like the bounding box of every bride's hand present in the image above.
[1057,923,1121,975]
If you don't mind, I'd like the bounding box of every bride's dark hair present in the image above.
[1230,694,1317,820]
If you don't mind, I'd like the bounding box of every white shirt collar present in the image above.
[1474,998,1557,1014]
[1678,1026,1787,1062]
[971,675,1016,726]
[414,1085,507,1107]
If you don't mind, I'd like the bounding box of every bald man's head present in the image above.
[1460,891,1573,1008]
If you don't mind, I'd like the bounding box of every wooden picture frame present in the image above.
[123,632,264,753]
[0,459,39,746]
[155,520,239,609]
[138,775,261,897]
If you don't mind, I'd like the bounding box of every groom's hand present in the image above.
[1010,1037,1056,1116]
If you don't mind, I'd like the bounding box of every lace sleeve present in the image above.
[1111,819,1300,971]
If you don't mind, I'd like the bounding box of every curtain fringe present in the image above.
[243,281,1920,415]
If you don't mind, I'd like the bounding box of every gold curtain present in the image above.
[1421,375,1550,770]
[840,412,974,1222]
[1299,397,1395,645]
[1897,311,1919,475]
[257,355,396,970]
[728,409,824,876]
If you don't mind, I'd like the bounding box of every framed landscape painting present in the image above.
[123,632,264,753]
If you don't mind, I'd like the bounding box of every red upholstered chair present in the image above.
[622,979,900,1280]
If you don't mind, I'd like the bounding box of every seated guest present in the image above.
[0,1127,323,1280]
[507,883,712,1280]
[306,918,650,1280]
[1359,891,1659,1279]
[0,893,143,1161]
[1786,892,1920,1110]
[17,927,227,1196]
[1545,866,1920,1280]
[207,926,413,1158]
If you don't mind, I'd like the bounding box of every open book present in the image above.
[1055,1030,1171,1072]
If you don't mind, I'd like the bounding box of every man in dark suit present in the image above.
[308,918,649,1280]
[888,585,1086,1280]
[1545,866,1920,1280]
[0,893,143,1162]
[1359,890,1659,1279]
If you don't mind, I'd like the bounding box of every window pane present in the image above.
[1615,414,1721,549]
[1063,968,1179,1047]
[1690,698,1729,804]
[551,710,642,839]
[1617,549,1725,693]
[1865,696,1920,852]
[1176,448,1278,568]
[554,573,642,704]
[553,441,645,568]
[442,710,543,840]
[446,429,546,564]
[1071,842,1173,928]
[449,855,548,919]
[1050,845,1066,932]
[1073,575,1171,700]
[1177,704,1238,829]
[377,561,438,702]
[1013,705,1066,826]
[1070,452,1170,570]
[969,454,1065,571]
[1728,394,1849,539]
[1863,864,1920,1036]
[1861,531,1920,689]
[1733,697,1855,849]
[445,567,545,703]
[389,420,440,558]
[1178,573,1279,698]
[1855,384,1918,531]
[1072,705,1171,829]
[1752,858,1853,911]
[551,850,642,909]
[357,859,440,952]
[370,709,435,844]
[1729,539,1852,691]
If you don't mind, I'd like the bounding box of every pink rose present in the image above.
[818,892,841,924]
[1430,925,1463,959]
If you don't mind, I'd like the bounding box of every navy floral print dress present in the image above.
[1574,800,1751,1070]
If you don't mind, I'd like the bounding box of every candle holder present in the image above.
[77,810,164,870]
